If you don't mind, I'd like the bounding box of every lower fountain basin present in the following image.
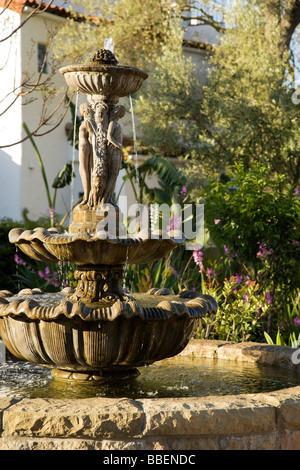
[0,339,300,450]
[0,289,216,379]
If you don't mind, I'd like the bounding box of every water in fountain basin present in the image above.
[0,355,299,399]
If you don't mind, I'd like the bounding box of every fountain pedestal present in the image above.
[69,204,127,236]
[70,264,128,303]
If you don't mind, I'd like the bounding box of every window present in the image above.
[38,44,49,74]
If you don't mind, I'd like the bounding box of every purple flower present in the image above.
[235,273,243,284]
[224,245,230,255]
[47,207,56,225]
[265,291,273,305]
[295,187,299,197]
[45,266,51,276]
[180,185,187,197]
[294,316,300,327]
[257,242,274,260]
[170,264,180,278]
[14,253,27,266]
[243,293,250,303]
[167,217,182,231]
[206,267,217,280]
[193,249,204,273]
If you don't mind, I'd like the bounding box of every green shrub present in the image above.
[203,162,300,333]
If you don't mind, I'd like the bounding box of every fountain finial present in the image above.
[91,49,119,66]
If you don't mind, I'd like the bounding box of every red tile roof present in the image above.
[0,0,70,17]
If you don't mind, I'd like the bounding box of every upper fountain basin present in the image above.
[60,64,148,100]
[9,227,184,266]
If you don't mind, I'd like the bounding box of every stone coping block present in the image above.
[0,340,300,450]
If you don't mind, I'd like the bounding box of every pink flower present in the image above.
[14,253,27,266]
[257,242,274,260]
[265,291,273,305]
[180,185,187,197]
[167,217,182,231]
[224,245,230,255]
[206,267,217,279]
[193,249,204,273]
[214,219,221,225]
[294,317,300,327]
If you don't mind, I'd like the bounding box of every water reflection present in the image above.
[0,356,299,399]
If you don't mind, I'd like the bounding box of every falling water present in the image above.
[123,246,130,290]
[129,95,140,203]
[70,91,79,225]
[15,247,20,292]
[104,37,114,53]
[150,203,159,233]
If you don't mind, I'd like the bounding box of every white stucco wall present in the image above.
[0,8,23,221]
[20,9,81,223]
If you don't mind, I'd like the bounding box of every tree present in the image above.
[183,0,300,188]
[53,0,188,69]
[133,12,202,158]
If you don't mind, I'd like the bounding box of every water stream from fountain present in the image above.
[70,91,79,224]
[129,95,140,202]
[123,245,130,290]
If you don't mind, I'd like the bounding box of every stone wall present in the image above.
[0,340,300,450]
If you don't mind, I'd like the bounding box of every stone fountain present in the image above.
[0,50,217,382]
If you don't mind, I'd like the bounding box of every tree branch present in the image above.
[279,0,300,53]
[0,89,74,148]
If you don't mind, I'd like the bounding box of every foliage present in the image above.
[264,297,300,346]
[122,154,192,292]
[203,161,300,332]
[123,159,300,343]
[183,0,300,187]
[53,0,187,69]
[125,245,197,294]
[120,153,187,205]
[134,33,201,158]
[0,218,25,292]
[196,276,268,342]
[0,217,72,293]
[14,252,61,292]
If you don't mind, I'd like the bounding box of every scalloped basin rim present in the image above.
[8,227,185,265]
[0,290,218,322]
[9,227,184,245]
[59,64,148,79]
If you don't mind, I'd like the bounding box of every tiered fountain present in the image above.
[0,49,217,382]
